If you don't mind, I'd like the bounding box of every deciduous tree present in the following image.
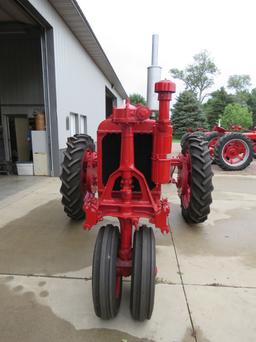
[221,103,253,129]
[170,50,218,103]
[227,74,251,93]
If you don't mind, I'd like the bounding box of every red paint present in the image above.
[222,139,248,165]
[177,153,191,209]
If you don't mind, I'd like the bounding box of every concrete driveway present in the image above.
[0,169,256,341]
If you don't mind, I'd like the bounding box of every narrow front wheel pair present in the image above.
[92,225,155,321]
[130,226,155,321]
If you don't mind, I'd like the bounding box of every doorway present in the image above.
[5,115,35,164]
[105,87,117,118]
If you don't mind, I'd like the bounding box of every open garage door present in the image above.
[0,0,59,176]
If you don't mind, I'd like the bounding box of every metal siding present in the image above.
[28,0,124,148]
[48,0,127,99]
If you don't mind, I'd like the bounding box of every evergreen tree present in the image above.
[129,93,146,106]
[204,87,234,128]
[172,91,207,137]
[247,88,256,126]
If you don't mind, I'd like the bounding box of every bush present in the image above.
[221,104,253,129]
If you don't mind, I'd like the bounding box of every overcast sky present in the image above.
[77,0,256,101]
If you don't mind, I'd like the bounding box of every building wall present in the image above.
[28,0,123,149]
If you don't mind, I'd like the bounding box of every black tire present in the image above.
[92,225,122,319]
[193,131,206,137]
[253,141,256,158]
[60,134,95,220]
[205,131,220,163]
[130,225,155,321]
[214,133,253,171]
[180,131,205,148]
[205,131,219,142]
[180,132,191,148]
[180,135,213,224]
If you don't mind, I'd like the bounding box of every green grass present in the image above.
[172,137,180,143]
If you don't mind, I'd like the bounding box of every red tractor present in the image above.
[60,80,213,321]
[204,126,256,171]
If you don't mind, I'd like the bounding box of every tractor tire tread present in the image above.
[181,135,213,224]
[130,225,155,321]
[60,134,95,220]
[92,225,121,319]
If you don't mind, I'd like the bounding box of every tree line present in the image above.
[129,50,256,137]
[170,50,256,137]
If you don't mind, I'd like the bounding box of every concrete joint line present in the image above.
[0,272,92,282]
[183,282,256,290]
[169,218,198,342]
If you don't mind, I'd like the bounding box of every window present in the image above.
[70,113,78,136]
[80,115,87,134]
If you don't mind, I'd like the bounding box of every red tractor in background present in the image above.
[60,80,213,321]
[203,126,256,170]
[184,125,256,171]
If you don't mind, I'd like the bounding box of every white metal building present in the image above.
[0,0,127,176]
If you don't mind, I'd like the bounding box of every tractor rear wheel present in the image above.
[205,131,220,162]
[214,133,253,171]
[60,134,95,220]
[130,225,155,321]
[180,135,213,224]
[92,225,122,319]
[253,141,256,158]
[180,131,205,148]
[180,133,191,148]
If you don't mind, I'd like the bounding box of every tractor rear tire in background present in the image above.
[193,131,206,138]
[214,133,253,171]
[253,141,256,158]
[205,131,220,162]
[60,134,95,220]
[92,225,122,319]
[180,135,213,224]
[130,226,155,321]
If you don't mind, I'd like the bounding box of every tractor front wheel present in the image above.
[60,134,95,220]
[92,225,122,319]
[214,133,253,171]
[130,226,156,321]
[179,135,213,224]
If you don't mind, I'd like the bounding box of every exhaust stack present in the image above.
[147,34,162,111]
